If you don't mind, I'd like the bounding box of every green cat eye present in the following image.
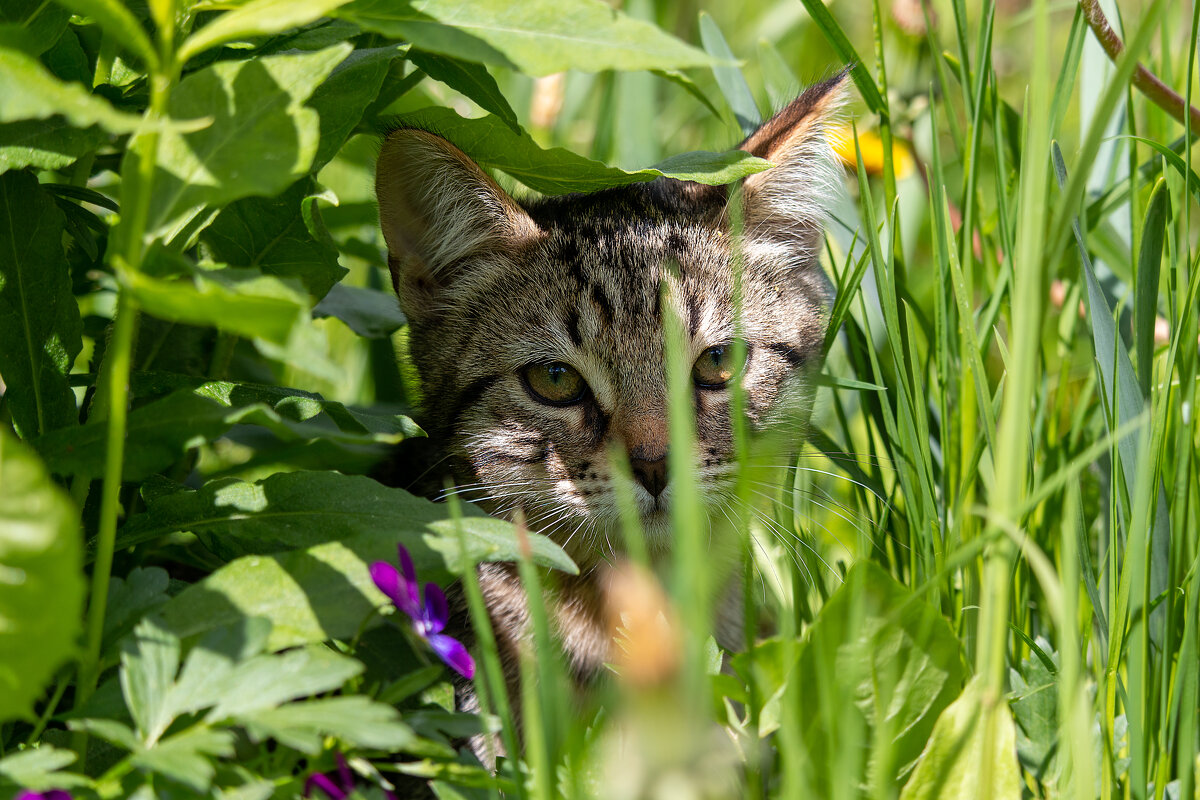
[692,344,745,388]
[521,362,588,405]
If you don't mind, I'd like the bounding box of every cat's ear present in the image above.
[738,70,849,262]
[375,129,537,306]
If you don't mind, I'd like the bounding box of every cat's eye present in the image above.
[692,344,745,389]
[521,362,588,405]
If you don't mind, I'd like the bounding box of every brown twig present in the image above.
[1079,0,1200,131]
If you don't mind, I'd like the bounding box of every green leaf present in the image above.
[144,43,351,242]
[306,44,402,171]
[0,118,106,174]
[0,746,91,792]
[407,49,519,132]
[0,430,84,723]
[102,566,171,658]
[339,0,715,77]
[129,725,235,792]
[165,617,273,721]
[794,0,886,115]
[206,646,363,721]
[177,0,356,65]
[51,0,158,67]
[121,267,310,343]
[389,106,771,194]
[1008,640,1060,781]
[313,283,407,338]
[146,472,575,649]
[201,180,348,299]
[238,695,421,754]
[120,616,182,744]
[0,47,145,132]
[697,12,759,135]
[795,560,967,796]
[0,0,70,56]
[1135,178,1168,398]
[898,677,1023,800]
[0,170,82,437]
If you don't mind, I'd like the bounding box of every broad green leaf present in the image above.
[339,0,715,77]
[201,180,348,299]
[698,12,759,135]
[0,430,84,723]
[313,283,407,338]
[166,618,273,722]
[102,567,172,658]
[177,0,356,65]
[407,49,519,131]
[143,43,351,241]
[389,106,771,194]
[0,47,146,132]
[898,677,1022,800]
[149,473,576,649]
[306,44,401,170]
[121,267,309,343]
[129,725,235,792]
[238,695,422,754]
[206,646,363,721]
[51,0,158,67]
[0,170,82,437]
[120,617,182,744]
[1009,641,1060,782]
[0,0,70,55]
[0,746,91,792]
[0,118,106,174]
[794,560,967,796]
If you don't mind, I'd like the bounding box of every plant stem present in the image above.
[1079,0,1200,130]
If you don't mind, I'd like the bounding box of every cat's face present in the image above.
[377,75,845,563]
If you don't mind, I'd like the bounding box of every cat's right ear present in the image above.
[375,129,537,311]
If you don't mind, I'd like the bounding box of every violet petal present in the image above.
[396,544,421,612]
[428,633,475,679]
[334,752,354,792]
[304,773,347,800]
[422,582,449,635]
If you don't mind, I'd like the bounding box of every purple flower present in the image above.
[370,544,476,680]
[304,753,397,800]
[16,792,72,800]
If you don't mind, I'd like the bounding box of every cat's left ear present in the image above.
[738,70,849,262]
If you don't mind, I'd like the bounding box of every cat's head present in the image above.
[376,73,846,564]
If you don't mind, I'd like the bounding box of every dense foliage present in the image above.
[0,0,1197,799]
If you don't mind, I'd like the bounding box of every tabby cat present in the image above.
[375,71,846,749]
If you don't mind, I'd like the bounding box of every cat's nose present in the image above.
[630,456,668,498]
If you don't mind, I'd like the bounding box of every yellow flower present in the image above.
[828,123,916,179]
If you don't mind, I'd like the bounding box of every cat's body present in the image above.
[375,72,846,760]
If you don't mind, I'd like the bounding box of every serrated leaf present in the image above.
[0,430,84,723]
[178,0,356,64]
[120,617,182,744]
[0,746,90,791]
[339,0,715,77]
[51,0,158,67]
[206,646,363,720]
[389,106,771,195]
[238,695,421,754]
[147,473,575,649]
[306,44,401,170]
[102,566,171,657]
[0,118,106,174]
[0,170,82,437]
[129,725,235,792]
[1009,640,1060,780]
[201,180,348,299]
[143,43,351,242]
[795,560,967,796]
[407,50,518,131]
[898,677,1022,800]
[313,283,407,338]
[0,47,145,132]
